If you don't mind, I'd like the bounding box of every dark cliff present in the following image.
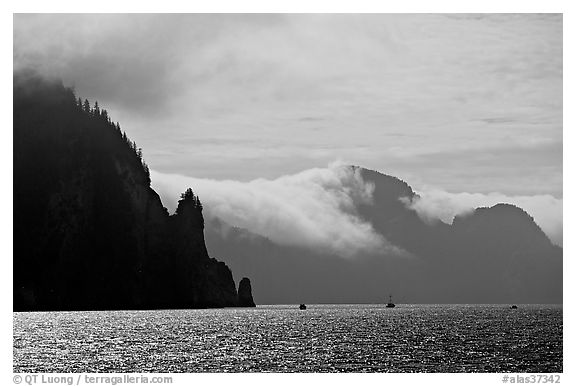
[13,71,246,310]
[237,278,256,307]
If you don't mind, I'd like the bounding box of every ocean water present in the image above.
[13,304,562,373]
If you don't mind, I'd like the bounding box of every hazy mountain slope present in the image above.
[206,167,562,304]
[447,204,562,303]
[205,217,430,305]
[13,71,242,310]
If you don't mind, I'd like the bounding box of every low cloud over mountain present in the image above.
[402,190,563,246]
[152,164,399,257]
[152,164,563,256]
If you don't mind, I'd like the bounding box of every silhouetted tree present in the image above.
[179,188,203,211]
[83,99,90,113]
[142,161,150,185]
[181,188,193,200]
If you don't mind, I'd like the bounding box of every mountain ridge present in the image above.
[205,165,562,304]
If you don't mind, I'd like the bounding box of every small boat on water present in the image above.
[299,303,307,310]
[510,305,518,309]
[386,295,395,308]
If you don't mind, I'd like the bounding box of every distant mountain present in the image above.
[205,167,562,304]
[13,71,251,311]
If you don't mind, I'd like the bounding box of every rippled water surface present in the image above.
[13,304,562,372]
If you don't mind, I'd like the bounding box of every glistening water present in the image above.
[13,304,562,372]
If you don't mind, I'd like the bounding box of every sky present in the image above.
[13,13,563,246]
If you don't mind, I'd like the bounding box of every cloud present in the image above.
[383,139,563,197]
[402,189,563,246]
[13,14,562,197]
[151,164,402,257]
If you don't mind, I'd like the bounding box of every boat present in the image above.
[299,303,307,310]
[386,295,395,308]
[510,305,518,309]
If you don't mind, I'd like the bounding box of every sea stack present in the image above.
[237,277,256,307]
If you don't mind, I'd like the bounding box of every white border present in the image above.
[3,2,572,385]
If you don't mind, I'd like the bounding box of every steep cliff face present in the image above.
[356,168,452,259]
[166,189,238,307]
[13,71,243,310]
[237,278,256,307]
